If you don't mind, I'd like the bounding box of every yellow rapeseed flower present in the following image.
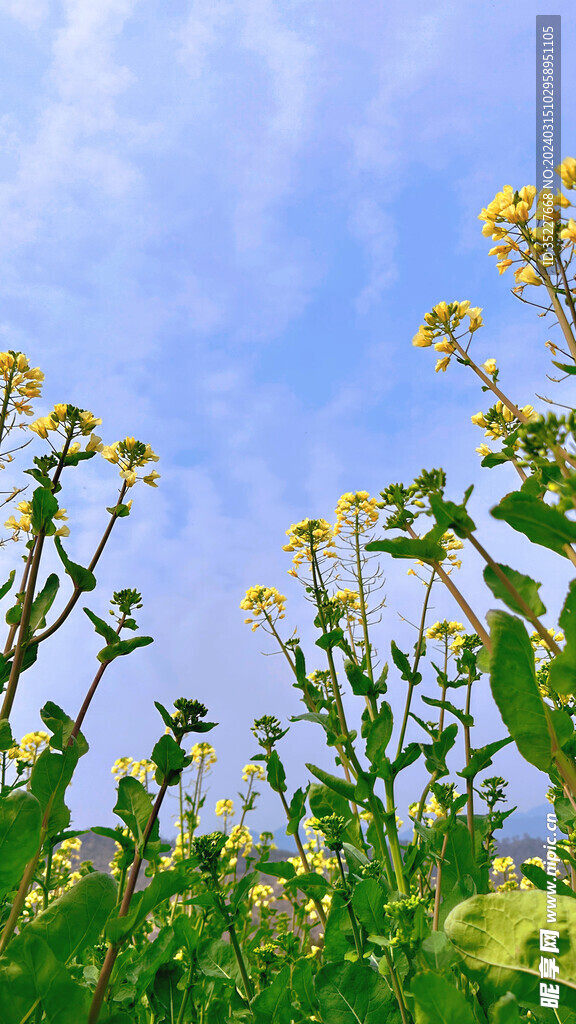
[558,157,576,190]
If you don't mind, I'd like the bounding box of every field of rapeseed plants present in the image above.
[1,161,576,1023]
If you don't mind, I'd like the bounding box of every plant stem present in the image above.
[335,848,363,959]
[69,616,124,741]
[395,572,435,759]
[432,832,449,930]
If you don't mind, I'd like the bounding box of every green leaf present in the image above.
[308,783,364,848]
[489,993,521,1023]
[151,733,186,786]
[483,563,546,618]
[351,878,388,933]
[552,360,576,375]
[106,502,131,517]
[28,574,59,633]
[457,736,512,779]
[30,486,58,533]
[148,963,186,1020]
[291,957,320,1018]
[266,750,287,793]
[492,491,576,557]
[29,746,79,838]
[113,776,160,858]
[409,971,477,1024]
[0,790,42,899]
[550,581,576,696]
[390,642,419,683]
[421,696,473,728]
[366,530,445,562]
[316,628,344,651]
[391,742,421,776]
[5,603,22,626]
[487,610,552,771]
[445,891,576,1010]
[251,964,293,1024]
[197,937,242,984]
[315,961,394,1023]
[40,701,88,756]
[106,869,186,944]
[0,933,91,1024]
[519,860,576,899]
[255,860,296,881]
[306,764,358,804]
[365,702,393,764]
[429,491,476,538]
[286,785,308,835]
[54,537,96,592]
[154,701,175,732]
[83,606,118,645]
[0,571,15,601]
[480,452,512,469]
[10,871,116,964]
[97,635,153,663]
[345,660,373,697]
[62,449,96,466]
[0,720,14,752]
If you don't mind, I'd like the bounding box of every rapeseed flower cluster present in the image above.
[30,404,103,449]
[282,518,337,575]
[215,798,234,820]
[412,301,483,372]
[530,628,564,664]
[0,351,44,420]
[478,184,538,238]
[425,620,464,642]
[190,742,217,767]
[100,436,160,488]
[333,491,379,535]
[471,402,538,442]
[491,855,518,892]
[111,756,156,787]
[242,763,266,782]
[240,585,286,631]
[9,730,50,765]
[250,883,275,909]
[224,824,253,867]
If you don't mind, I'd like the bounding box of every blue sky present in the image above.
[1,0,574,839]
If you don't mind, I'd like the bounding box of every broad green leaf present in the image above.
[30,486,58,533]
[9,871,116,964]
[429,491,476,538]
[364,702,393,763]
[489,993,521,1023]
[148,963,186,1020]
[351,878,388,933]
[366,531,445,561]
[491,491,576,557]
[487,610,552,771]
[550,581,576,696]
[251,963,292,1024]
[197,937,242,984]
[230,870,259,914]
[255,859,296,881]
[266,749,287,793]
[291,957,320,1018]
[106,502,131,517]
[29,746,79,837]
[520,860,575,899]
[151,733,186,786]
[391,641,417,682]
[457,736,512,779]
[421,695,473,728]
[284,872,331,899]
[315,961,395,1023]
[40,700,88,756]
[0,790,42,899]
[552,360,576,375]
[5,603,22,626]
[62,449,96,466]
[0,933,91,1024]
[28,573,59,634]
[445,891,576,1010]
[483,563,546,618]
[316,628,344,651]
[54,537,96,592]
[83,606,118,645]
[97,635,153,663]
[323,891,354,962]
[420,931,458,970]
[409,971,477,1024]
[113,776,157,854]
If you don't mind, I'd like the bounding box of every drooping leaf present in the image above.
[0,720,14,752]
[0,933,91,1024]
[54,537,96,592]
[315,961,395,1024]
[487,610,552,771]
[457,736,512,779]
[286,785,308,835]
[483,563,546,618]
[0,790,42,899]
[364,702,393,764]
[106,869,187,944]
[266,749,287,793]
[491,491,576,557]
[306,764,358,804]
